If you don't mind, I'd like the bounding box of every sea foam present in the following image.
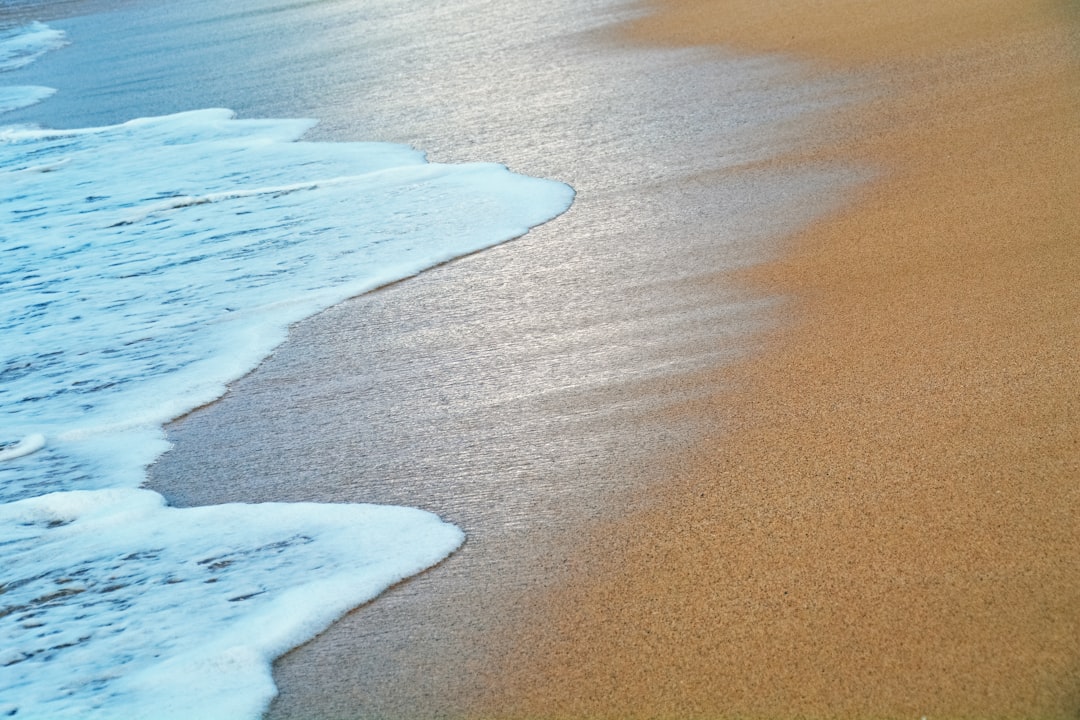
[0,21,67,71]
[0,489,464,720]
[0,84,54,114]
[0,21,572,719]
[0,20,63,115]
[0,108,573,502]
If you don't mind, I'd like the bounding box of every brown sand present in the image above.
[472,1,1080,718]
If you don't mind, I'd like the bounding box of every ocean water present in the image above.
[0,17,573,720]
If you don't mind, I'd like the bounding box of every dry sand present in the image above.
[470,1,1080,718]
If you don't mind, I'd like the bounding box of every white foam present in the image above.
[0,488,465,720]
[0,107,573,500]
[0,84,55,114]
[0,21,68,72]
[0,21,572,718]
[0,433,45,461]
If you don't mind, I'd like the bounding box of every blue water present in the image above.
[0,17,572,719]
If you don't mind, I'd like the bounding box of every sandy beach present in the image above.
[140,0,1080,717]
[470,1,1080,718]
[143,1,854,716]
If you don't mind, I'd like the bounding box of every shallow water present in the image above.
[0,11,565,718]
[4,0,866,715]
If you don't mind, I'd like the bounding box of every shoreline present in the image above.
[1,0,1063,712]
[141,4,859,717]
[473,1,1080,718]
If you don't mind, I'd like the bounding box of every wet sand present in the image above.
[473,1,1080,718]
[146,3,858,717]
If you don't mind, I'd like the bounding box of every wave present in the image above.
[0,21,573,719]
